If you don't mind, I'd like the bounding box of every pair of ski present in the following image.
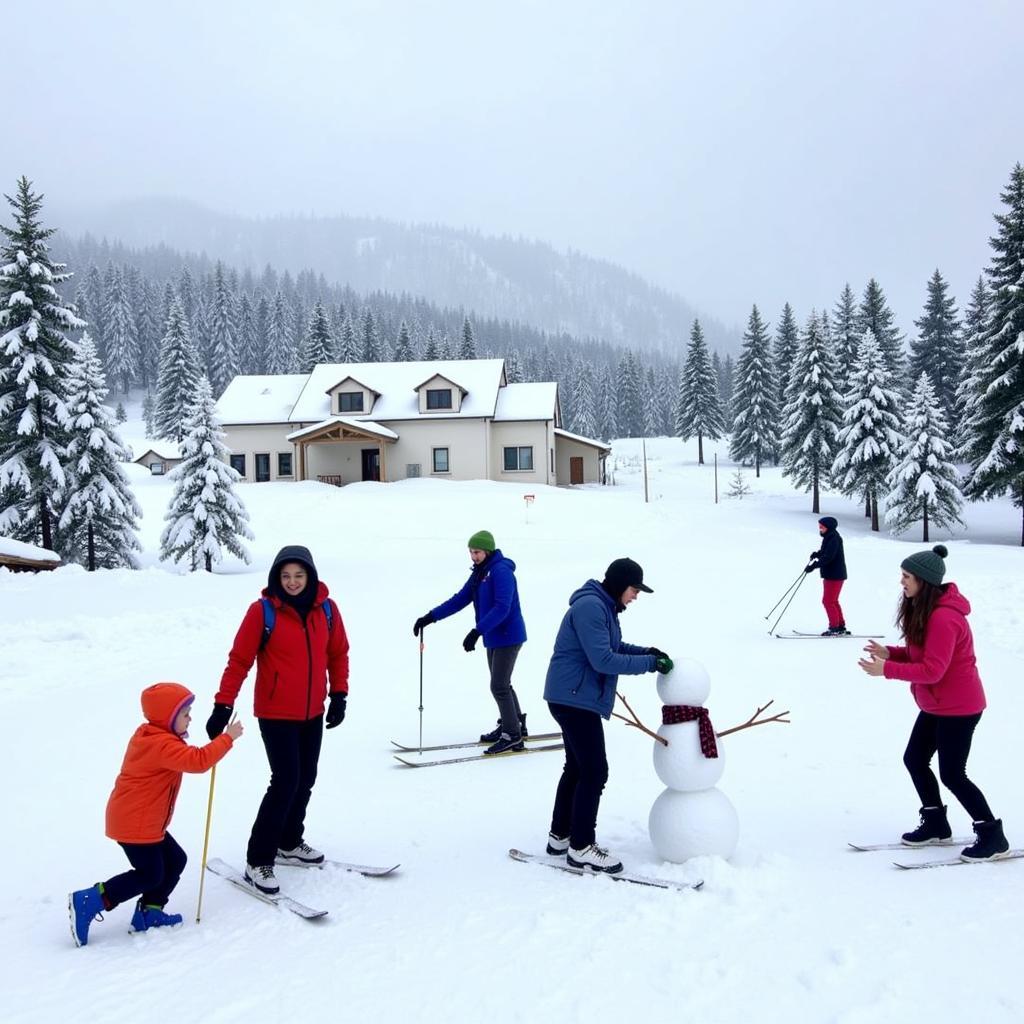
[848,839,1024,870]
[509,849,703,892]
[206,855,400,919]
[392,731,564,768]
[775,630,883,640]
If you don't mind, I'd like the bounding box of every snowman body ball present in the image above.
[648,657,739,862]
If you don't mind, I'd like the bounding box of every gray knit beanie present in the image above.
[901,544,948,587]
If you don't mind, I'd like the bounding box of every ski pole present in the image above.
[196,764,218,923]
[418,637,425,755]
[764,569,807,619]
[768,568,810,635]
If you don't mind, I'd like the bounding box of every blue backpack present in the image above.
[258,597,335,651]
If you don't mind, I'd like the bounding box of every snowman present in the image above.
[647,657,740,863]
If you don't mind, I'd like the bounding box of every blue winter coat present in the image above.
[543,580,656,718]
[430,550,527,649]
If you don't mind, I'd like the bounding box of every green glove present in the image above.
[655,655,674,674]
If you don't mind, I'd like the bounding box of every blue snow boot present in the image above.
[69,884,105,947]
[130,901,183,933]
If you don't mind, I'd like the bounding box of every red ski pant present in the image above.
[822,579,845,628]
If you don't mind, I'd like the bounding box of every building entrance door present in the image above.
[361,448,380,481]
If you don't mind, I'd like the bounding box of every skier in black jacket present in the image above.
[805,516,848,635]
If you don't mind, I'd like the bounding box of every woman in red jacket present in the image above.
[858,544,1009,861]
[207,545,350,894]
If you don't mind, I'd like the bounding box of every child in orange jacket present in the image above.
[68,682,243,947]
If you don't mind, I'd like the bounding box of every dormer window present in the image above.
[426,388,453,410]
[338,391,364,413]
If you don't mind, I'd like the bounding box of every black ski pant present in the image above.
[548,702,608,849]
[903,710,994,822]
[248,715,324,867]
[103,832,187,909]
[487,644,524,737]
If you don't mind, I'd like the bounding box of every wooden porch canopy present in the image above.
[286,416,399,482]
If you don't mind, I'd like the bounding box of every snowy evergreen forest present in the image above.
[3,163,1024,575]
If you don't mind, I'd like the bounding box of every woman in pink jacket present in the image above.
[859,544,1009,861]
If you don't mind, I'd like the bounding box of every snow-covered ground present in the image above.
[4,431,1024,1023]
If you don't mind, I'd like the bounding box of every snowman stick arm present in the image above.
[612,694,669,746]
[716,700,791,738]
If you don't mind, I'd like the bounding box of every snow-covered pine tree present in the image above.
[780,310,843,513]
[832,284,859,397]
[154,299,202,442]
[675,320,725,464]
[423,328,440,361]
[103,264,139,394]
[160,376,253,572]
[58,333,142,570]
[954,275,991,449]
[207,262,237,396]
[361,309,381,362]
[885,372,964,541]
[772,302,800,408]
[393,320,415,361]
[616,351,644,438]
[0,176,82,549]
[115,401,127,424]
[254,292,270,373]
[962,162,1024,544]
[84,263,106,362]
[300,300,334,371]
[437,333,453,360]
[729,304,779,476]
[126,268,156,389]
[505,347,523,382]
[596,365,617,441]
[712,351,733,431]
[832,329,904,531]
[858,278,905,383]
[571,363,598,438]
[642,367,660,437]
[336,313,358,363]
[142,391,156,436]
[460,317,477,359]
[725,469,752,499]
[266,292,296,374]
[178,266,197,334]
[910,269,962,430]
[657,366,676,436]
[235,292,260,374]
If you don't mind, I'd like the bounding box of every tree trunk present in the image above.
[39,493,52,551]
[697,434,704,465]
[870,493,879,532]
[87,522,96,571]
[812,473,820,514]
[204,551,213,573]
[755,448,761,478]
[865,494,871,518]
[922,501,929,542]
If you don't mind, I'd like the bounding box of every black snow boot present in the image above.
[901,805,952,846]
[960,819,1010,862]
[483,732,525,756]
[480,714,528,743]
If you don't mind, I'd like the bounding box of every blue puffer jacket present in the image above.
[543,580,656,718]
[430,550,527,649]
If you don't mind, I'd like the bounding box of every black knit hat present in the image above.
[901,544,948,587]
[602,557,653,595]
[818,516,838,530]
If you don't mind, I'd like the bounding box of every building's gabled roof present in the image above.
[324,374,381,398]
[217,374,310,425]
[290,359,507,423]
[412,371,469,396]
[554,427,611,452]
[287,417,399,443]
[133,442,183,463]
[494,382,559,422]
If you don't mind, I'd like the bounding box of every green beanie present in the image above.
[467,530,496,552]
[901,544,948,587]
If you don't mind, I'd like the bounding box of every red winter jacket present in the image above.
[216,582,350,720]
[883,583,986,716]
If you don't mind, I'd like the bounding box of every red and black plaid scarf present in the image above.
[662,705,718,758]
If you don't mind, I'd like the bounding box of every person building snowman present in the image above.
[542,557,673,873]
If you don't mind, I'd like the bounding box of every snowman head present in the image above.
[656,657,711,706]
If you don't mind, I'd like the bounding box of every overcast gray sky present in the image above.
[6,0,1021,334]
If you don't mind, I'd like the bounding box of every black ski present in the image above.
[205,858,327,919]
[509,849,703,892]
[391,731,561,754]
[394,742,564,768]
[893,850,1024,870]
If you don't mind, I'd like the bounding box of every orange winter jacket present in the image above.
[105,682,234,844]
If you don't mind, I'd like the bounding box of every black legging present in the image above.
[247,715,324,866]
[487,644,524,736]
[903,710,994,822]
[548,702,609,849]
[103,833,187,909]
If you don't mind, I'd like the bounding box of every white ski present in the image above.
[275,856,400,877]
[893,850,1024,870]
[509,849,703,892]
[848,839,972,852]
[205,858,328,919]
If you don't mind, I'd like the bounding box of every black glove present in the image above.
[463,628,481,652]
[647,646,668,659]
[804,564,816,574]
[206,703,233,739]
[413,613,434,637]
[325,692,347,729]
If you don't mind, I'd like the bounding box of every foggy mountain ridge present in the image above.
[52,196,742,358]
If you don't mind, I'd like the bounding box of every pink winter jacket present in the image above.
[883,583,986,716]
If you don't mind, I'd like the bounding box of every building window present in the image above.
[426,388,453,410]
[503,446,534,471]
[149,461,165,476]
[277,452,293,477]
[229,454,246,476]
[432,447,450,473]
[338,391,364,413]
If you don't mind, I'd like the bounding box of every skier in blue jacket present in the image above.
[413,530,529,754]
[542,557,672,873]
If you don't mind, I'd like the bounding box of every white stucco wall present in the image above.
[489,421,554,485]
[220,424,299,481]
[555,438,605,484]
